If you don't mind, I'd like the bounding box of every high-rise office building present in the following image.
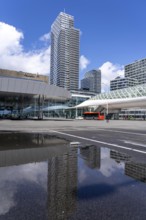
[125,58,146,85]
[110,76,137,91]
[110,58,146,91]
[81,69,101,93]
[50,12,80,91]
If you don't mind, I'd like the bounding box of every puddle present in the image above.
[0,132,146,220]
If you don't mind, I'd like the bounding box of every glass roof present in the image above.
[91,83,146,100]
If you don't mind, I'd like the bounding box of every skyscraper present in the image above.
[81,69,101,93]
[50,12,80,91]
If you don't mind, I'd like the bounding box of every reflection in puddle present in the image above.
[0,132,146,220]
[125,162,146,183]
[47,146,77,220]
[110,150,131,163]
[0,132,78,220]
[0,133,69,167]
[80,145,100,169]
[110,149,146,183]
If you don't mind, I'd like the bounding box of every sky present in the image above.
[0,0,146,91]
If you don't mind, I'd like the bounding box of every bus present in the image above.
[83,112,105,120]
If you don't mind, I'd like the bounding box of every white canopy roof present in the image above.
[75,83,146,110]
[75,96,146,109]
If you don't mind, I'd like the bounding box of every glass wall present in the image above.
[119,109,146,120]
[0,93,90,119]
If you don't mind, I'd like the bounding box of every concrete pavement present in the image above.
[0,119,146,132]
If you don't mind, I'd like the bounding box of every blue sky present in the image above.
[0,0,146,90]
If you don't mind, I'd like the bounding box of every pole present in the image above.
[107,102,108,115]
[106,102,109,123]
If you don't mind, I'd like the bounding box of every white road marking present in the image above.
[51,130,146,154]
[53,127,146,136]
[123,140,146,148]
[94,128,146,136]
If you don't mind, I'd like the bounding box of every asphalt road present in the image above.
[50,125,146,163]
[0,119,146,220]
[0,119,146,161]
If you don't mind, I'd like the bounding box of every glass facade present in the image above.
[81,69,101,93]
[0,69,71,119]
[0,93,90,119]
[50,12,80,91]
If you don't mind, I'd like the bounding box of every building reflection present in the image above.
[110,150,146,183]
[80,145,100,169]
[47,145,78,220]
[0,132,69,167]
[125,162,146,183]
[0,132,78,219]
[110,150,131,163]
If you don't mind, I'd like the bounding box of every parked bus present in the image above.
[83,112,105,120]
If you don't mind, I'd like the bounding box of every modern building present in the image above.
[50,12,80,91]
[119,108,146,120]
[74,83,146,119]
[110,58,146,91]
[125,58,146,85]
[110,76,137,91]
[65,90,93,119]
[1,68,146,120]
[81,69,101,93]
[0,68,71,119]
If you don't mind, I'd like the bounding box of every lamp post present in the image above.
[102,82,109,122]
[106,101,108,115]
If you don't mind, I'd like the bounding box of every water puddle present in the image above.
[0,132,146,220]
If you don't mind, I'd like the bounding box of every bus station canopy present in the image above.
[75,83,146,110]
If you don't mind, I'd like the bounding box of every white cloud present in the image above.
[80,55,90,71]
[0,22,23,55]
[0,184,16,215]
[99,61,124,92]
[0,22,50,75]
[0,22,124,84]
[40,32,50,42]
[0,162,48,215]
[99,148,124,177]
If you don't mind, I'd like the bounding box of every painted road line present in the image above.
[94,128,146,136]
[51,130,146,154]
[57,128,146,136]
[123,140,146,148]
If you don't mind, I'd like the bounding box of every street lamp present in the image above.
[102,82,109,121]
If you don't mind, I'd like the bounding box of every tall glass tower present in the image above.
[50,12,80,91]
[81,69,101,93]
